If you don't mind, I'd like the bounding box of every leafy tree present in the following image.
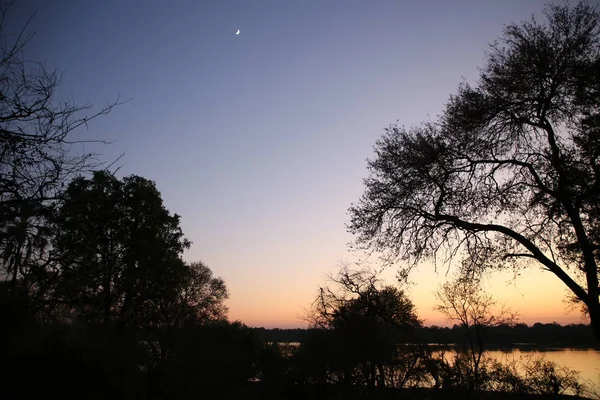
[179,261,228,323]
[309,268,420,331]
[142,260,229,328]
[307,267,422,388]
[0,2,121,303]
[332,288,421,388]
[348,2,600,341]
[51,171,192,329]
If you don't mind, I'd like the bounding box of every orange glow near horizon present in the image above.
[225,262,588,329]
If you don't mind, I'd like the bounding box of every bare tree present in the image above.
[348,2,600,341]
[0,1,123,299]
[435,277,517,390]
[307,266,380,329]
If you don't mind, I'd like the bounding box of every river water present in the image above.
[485,347,600,394]
[283,343,600,394]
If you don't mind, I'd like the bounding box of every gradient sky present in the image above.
[9,0,586,328]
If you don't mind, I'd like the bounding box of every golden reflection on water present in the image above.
[486,348,600,392]
[280,343,599,394]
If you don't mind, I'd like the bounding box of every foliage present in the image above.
[429,279,588,396]
[0,323,147,398]
[142,260,229,328]
[348,1,600,341]
[420,351,587,396]
[519,357,584,396]
[308,267,421,330]
[253,327,311,343]
[258,342,297,391]
[0,2,121,304]
[146,321,261,399]
[305,267,422,389]
[0,321,265,399]
[1,2,597,398]
[50,171,192,328]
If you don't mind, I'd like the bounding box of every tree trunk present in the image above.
[377,364,386,388]
[9,240,23,296]
[103,270,112,326]
[117,289,134,335]
[368,364,376,388]
[589,301,600,344]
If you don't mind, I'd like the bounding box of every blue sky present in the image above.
[11,0,580,327]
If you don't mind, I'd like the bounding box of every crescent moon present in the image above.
[236,29,240,35]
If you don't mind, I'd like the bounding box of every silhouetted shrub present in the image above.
[0,323,146,399]
[146,321,261,399]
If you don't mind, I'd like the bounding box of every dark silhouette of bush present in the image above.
[0,323,146,399]
[145,321,261,399]
[301,267,425,393]
[292,329,349,387]
[0,281,36,343]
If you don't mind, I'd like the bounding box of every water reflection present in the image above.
[283,342,600,394]
[486,348,600,392]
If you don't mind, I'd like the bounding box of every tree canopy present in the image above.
[348,1,600,341]
[50,171,228,329]
[307,267,422,388]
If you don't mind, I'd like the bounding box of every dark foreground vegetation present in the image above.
[2,0,600,399]
[1,315,595,399]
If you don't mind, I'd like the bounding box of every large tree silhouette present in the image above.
[51,171,193,329]
[348,2,600,341]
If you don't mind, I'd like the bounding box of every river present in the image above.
[281,343,600,394]
[485,347,600,394]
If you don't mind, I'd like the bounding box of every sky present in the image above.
[8,0,589,328]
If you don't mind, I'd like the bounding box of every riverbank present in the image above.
[228,383,595,400]
[253,325,599,348]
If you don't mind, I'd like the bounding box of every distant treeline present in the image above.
[254,323,598,347]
